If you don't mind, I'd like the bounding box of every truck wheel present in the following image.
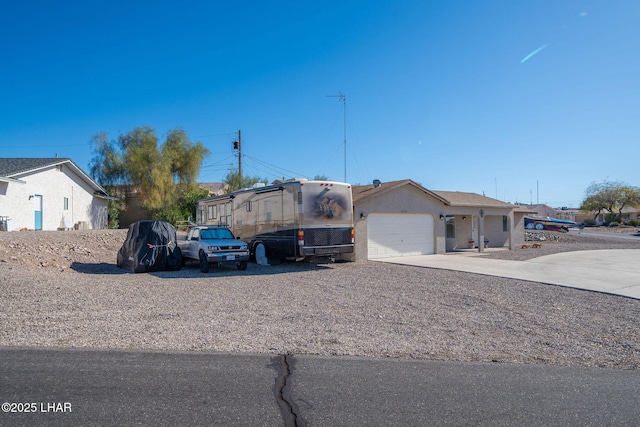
[237,260,248,271]
[199,251,210,273]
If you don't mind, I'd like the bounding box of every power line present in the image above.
[193,131,238,139]
[201,155,236,170]
[242,154,309,180]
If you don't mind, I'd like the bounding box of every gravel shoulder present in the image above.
[1,228,639,369]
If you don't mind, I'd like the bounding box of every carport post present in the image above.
[478,210,485,253]
[508,211,514,250]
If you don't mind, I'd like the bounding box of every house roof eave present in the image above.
[0,175,26,184]
[352,179,450,205]
[1,158,109,196]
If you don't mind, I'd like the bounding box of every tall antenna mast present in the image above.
[327,92,347,182]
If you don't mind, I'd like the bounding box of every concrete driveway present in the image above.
[373,250,640,300]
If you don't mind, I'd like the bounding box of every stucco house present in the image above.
[522,204,565,219]
[0,158,111,231]
[352,179,528,261]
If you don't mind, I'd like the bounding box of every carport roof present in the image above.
[353,179,514,209]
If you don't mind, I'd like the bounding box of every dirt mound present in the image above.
[0,229,128,270]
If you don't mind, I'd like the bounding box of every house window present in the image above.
[63,197,69,210]
[503,216,508,232]
[208,205,217,219]
[445,216,455,238]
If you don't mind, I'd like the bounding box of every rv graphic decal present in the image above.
[310,191,348,220]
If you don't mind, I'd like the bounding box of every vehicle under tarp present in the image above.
[117,220,183,273]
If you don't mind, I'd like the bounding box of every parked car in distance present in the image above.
[178,226,249,273]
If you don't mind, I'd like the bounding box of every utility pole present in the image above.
[233,129,242,178]
[327,92,347,182]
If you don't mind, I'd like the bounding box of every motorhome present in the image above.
[196,179,354,261]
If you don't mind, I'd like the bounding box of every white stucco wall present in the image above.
[0,164,107,230]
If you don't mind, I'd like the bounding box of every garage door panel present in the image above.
[367,214,434,259]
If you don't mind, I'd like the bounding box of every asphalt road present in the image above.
[2,347,639,426]
[568,228,640,241]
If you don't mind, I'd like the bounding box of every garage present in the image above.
[367,213,434,259]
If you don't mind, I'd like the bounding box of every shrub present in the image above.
[626,219,639,227]
[604,212,620,224]
[608,221,619,227]
[582,218,596,227]
[107,199,122,229]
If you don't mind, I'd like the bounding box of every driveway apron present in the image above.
[373,249,640,300]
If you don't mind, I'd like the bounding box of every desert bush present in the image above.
[608,221,620,227]
[604,212,620,224]
[626,219,639,227]
[582,218,597,227]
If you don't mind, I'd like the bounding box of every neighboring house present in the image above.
[352,179,527,261]
[520,204,585,223]
[0,158,110,231]
[522,204,565,220]
[574,206,640,225]
[616,206,640,222]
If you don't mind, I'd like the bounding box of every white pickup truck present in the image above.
[178,226,250,273]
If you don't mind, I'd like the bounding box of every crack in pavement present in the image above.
[271,354,305,427]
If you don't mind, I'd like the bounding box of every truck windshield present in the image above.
[201,229,234,239]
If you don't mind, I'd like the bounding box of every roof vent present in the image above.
[373,179,382,188]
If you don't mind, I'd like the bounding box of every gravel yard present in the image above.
[1,228,639,369]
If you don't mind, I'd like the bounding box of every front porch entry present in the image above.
[445,211,512,253]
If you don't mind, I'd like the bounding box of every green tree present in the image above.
[180,185,210,220]
[313,174,329,181]
[118,127,173,212]
[223,169,268,193]
[163,129,209,185]
[89,126,210,225]
[580,194,606,221]
[580,179,640,222]
[89,132,125,186]
[90,133,126,228]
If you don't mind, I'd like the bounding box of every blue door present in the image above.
[34,195,43,230]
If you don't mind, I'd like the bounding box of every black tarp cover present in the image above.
[117,220,183,273]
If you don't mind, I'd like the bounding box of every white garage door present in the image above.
[367,213,434,259]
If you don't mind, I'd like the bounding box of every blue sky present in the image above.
[1,1,638,208]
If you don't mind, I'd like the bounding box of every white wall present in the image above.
[0,164,107,230]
